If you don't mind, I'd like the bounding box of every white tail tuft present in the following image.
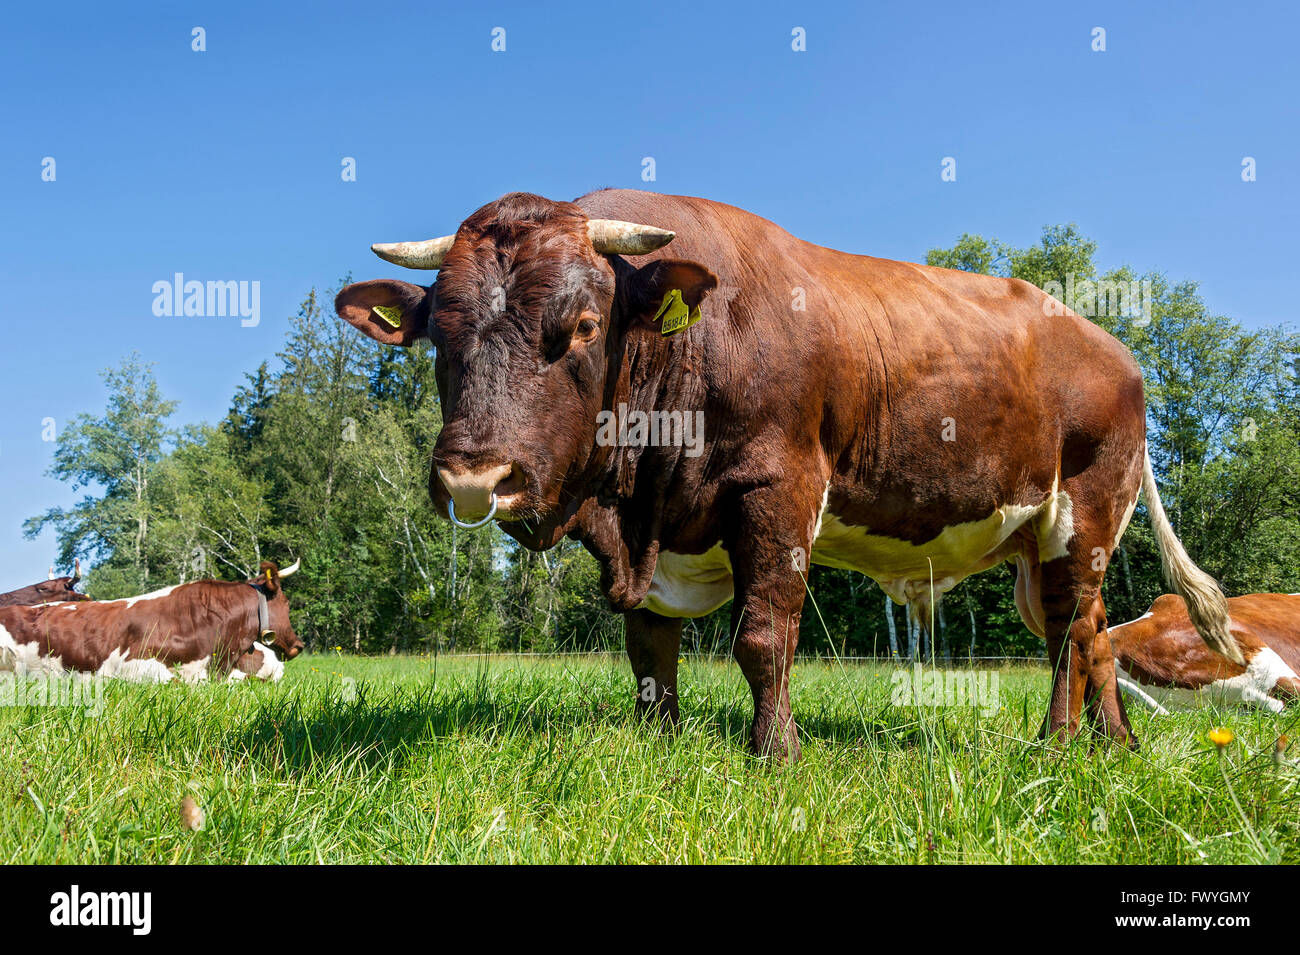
[1140,450,1242,665]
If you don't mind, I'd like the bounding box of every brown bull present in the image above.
[0,561,90,607]
[1113,593,1300,713]
[0,561,303,682]
[337,189,1237,760]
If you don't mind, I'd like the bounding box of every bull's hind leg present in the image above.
[624,609,682,724]
[1038,548,1136,749]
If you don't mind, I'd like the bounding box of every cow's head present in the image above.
[249,559,304,660]
[25,560,89,605]
[335,193,716,548]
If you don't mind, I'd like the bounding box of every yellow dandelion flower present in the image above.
[1208,727,1233,748]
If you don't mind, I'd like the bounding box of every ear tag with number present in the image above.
[372,305,403,329]
[655,289,702,336]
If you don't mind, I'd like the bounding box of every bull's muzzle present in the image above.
[438,464,514,529]
[448,495,497,529]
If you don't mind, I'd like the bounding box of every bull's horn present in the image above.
[72,558,81,582]
[48,566,56,581]
[586,219,676,255]
[371,236,456,270]
[278,559,301,579]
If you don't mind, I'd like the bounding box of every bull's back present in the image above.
[578,189,1143,481]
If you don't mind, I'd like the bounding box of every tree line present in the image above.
[26,227,1300,658]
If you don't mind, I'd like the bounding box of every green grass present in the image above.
[2,653,1298,863]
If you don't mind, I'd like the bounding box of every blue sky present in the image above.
[1,0,1296,588]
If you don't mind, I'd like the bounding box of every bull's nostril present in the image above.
[494,464,527,499]
[437,463,514,518]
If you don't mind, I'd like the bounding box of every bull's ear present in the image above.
[336,279,432,346]
[254,561,280,595]
[622,259,718,330]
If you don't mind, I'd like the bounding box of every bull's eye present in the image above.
[573,312,601,345]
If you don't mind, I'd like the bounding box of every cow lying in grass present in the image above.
[0,561,90,607]
[1112,593,1300,714]
[0,561,303,684]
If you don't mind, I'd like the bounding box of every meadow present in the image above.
[1,654,1296,864]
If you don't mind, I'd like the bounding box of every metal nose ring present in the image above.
[448,494,498,529]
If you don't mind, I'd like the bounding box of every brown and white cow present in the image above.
[0,561,90,607]
[1113,593,1300,714]
[0,560,303,683]
[336,189,1238,760]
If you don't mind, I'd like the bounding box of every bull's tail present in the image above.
[1140,449,1243,664]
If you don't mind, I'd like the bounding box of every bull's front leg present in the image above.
[728,481,824,764]
[625,609,682,724]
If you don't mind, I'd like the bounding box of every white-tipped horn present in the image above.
[278,558,301,579]
[371,236,456,270]
[48,566,56,581]
[587,219,676,255]
[72,559,81,581]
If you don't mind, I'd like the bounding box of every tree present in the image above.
[24,354,177,597]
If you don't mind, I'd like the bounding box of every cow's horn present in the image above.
[48,566,56,581]
[586,219,676,255]
[278,559,301,579]
[72,558,81,582]
[371,236,456,270]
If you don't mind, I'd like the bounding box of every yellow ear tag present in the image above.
[265,569,273,583]
[372,305,403,329]
[655,289,702,336]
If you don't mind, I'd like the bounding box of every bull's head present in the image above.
[335,193,716,549]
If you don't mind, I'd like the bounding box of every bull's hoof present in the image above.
[633,694,680,729]
[750,720,802,765]
[1072,721,1140,753]
[1098,727,1140,752]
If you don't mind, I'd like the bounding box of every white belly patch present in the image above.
[638,544,735,618]
[813,495,1070,603]
[96,648,175,684]
[637,491,1074,619]
[1116,647,1297,715]
[177,656,211,683]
